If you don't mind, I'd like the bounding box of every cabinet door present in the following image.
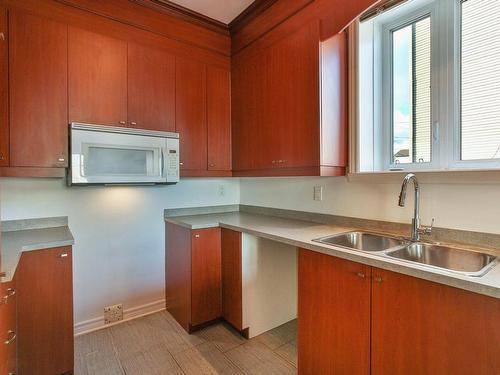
[191,228,222,326]
[0,7,7,167]
[207,66,231,171]
[9,11,68,168]
[17,247,73,375]
[0,280,17,375]
[69,27,127,126]
[221,228,242,331]
[265,22,320,169]
[372,268,500,375]
[165,223,192,333]
[175,58,207,171]
[298,249,371,375]
[128,43,175,131]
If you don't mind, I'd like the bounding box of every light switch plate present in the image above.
[314,186,323,201]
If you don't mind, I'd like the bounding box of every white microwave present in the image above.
[69,123,179,186]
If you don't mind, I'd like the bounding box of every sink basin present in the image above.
[313,231,408,252]
[387,243,498,276]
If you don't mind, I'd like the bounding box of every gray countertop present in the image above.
[165,210,500,299]
[1,217,74,282]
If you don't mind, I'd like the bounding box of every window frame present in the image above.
[380,4,439,171]
[355,0,500,173]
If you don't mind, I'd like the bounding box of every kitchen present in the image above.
[0,0,499,374]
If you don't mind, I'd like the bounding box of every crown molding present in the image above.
[131,0,229,35]
[229,0,278,34]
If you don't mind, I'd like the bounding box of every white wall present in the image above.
[2,174,499,328]
[239,176,500,235]
[0,177,240,326]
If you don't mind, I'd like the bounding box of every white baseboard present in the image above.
[74,299,166,337]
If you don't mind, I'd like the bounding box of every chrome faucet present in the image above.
[398,173,434,241]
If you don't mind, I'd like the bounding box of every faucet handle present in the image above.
[420,218,435,235]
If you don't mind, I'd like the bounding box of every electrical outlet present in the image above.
[218,185,225,197]
[104,304,123,324]
[314,186,323,201]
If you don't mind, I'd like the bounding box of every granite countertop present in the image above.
[165,208,500,299]
[1,217,75,282]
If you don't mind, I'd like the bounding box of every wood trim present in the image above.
[132,0,229,35]
[180,170,232,178]
[49,0,230,56]
[0,167,66,178]
[229,0,278,34]
[232,166,345,177]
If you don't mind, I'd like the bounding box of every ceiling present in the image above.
[168,0,254,24]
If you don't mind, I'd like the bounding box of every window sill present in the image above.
[348,168,500,184]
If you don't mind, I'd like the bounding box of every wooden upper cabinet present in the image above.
[265,22,320,170]
[9,11,69,168]
[69,27,127,126]
[372,268,500,375]
[207,66,231,171]
[128,43,175,131]
[232,18,347,177]
[0,7,7,167]
[175,58,207,171]
[298,249,371,375]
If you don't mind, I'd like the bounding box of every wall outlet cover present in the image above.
[313,186,323,201]
[104,304,123,324]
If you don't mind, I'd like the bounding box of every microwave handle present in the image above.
[160,148,165,177]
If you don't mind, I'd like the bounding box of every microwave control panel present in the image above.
[165,138,180,183]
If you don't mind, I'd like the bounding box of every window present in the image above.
[355,0,500,173]
[460,0,500,161]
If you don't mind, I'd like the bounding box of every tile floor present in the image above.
[75,311,297,374]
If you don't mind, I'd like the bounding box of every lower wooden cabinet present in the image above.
[0,279,17,375]
[298,249,371,375]
[16,246,74,375]
[165,223,222,332]
[298,248,500,375]
[371,268,500,375]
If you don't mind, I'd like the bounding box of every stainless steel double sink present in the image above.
[313,231,498,277]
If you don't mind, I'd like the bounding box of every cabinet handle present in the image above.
[130,122,137,126]
[209,163,215,167]
[272,160,276,164]
[58,157,65,162]
[179,162,184,166]
[0,154,4,161]
[356,272,366,279]
[2,287,15,304]
[0,32,4,41]
[194,234,200,238]
[4,330,16,345]
[119,121,126,125]
[373,276,383,283]
[59,253,68,258]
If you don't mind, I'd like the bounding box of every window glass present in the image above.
[461,0,500,160]
[392,17,431,164]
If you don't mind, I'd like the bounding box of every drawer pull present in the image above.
[356,272,366,279]
[130,121,137,126]
[119,120,126,125]
[4,330,16,345]
[194,234,200,238]
[59,253,68,258]
[373,276,383,283]
[0,32,4,41]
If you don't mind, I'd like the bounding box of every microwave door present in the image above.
[71,129,168,185]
